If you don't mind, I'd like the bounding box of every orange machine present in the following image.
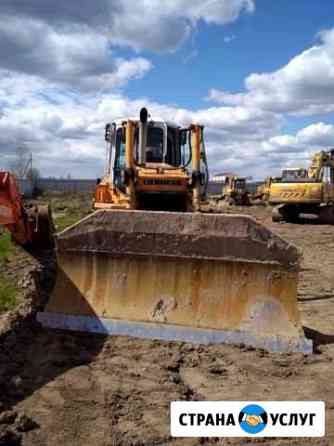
[37,109,312,354]
[0,171,53,248]
[94,109,209,212]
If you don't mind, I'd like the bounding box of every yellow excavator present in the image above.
[36,108,311,353]
[270,150,334,223]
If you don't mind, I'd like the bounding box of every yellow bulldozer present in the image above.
[35,108,311,353]
[269,150,334,223]
[222,176,251,206]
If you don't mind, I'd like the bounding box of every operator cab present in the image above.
[105,117,192,192]
[108,118,190,170]
[281,168,308,182]
[223,176,246,192]
[234,178,246,191]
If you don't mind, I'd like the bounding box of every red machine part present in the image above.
[0,172,53,247]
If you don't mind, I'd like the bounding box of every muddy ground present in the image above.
[1,205,334,446]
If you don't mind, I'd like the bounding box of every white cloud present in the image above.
[0,0,255,53]
[0,0,255,95]
[111,0,254,51]
[224,35,236,43]
[258,122,334,172]
[209,28,334,116]
[0,16,152,91]
[297,122,334,146]
[1,79,332,180]
[0,82,290,179]
[3,0,334,180]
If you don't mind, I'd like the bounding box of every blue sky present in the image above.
[126,0,334,129]
[127,1,325,106]
[1,0,334,179]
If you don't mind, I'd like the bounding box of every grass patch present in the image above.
[0,231,14,264]
[0,273,17,313]
[54,213,87,232]
[43,193,92,232]
[0,231,17,313]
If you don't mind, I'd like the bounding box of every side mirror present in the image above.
[105,123,115,143]
[105,124,111,142]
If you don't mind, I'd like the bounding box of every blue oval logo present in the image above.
[239,404,268,434]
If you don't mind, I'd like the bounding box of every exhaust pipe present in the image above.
[138,107,148,165]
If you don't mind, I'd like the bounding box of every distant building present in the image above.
[211,173,233,183]
[37,178,96,194]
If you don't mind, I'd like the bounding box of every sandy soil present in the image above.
[1,206,334,446]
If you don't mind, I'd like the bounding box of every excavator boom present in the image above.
[0,172,24,224]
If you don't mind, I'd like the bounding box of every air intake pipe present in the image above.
[138,107,148,165]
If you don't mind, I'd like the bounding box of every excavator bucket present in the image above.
[37,210,312,353]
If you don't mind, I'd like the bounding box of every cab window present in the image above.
[115,128,126,169]
[146,127,164,162]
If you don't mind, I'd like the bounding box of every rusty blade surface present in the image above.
[55,210,300,269]
[38,209,310,353]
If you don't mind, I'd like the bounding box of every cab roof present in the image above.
[282,168,306,171]
[112,117,180,129]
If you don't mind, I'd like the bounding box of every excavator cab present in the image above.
[281,168,308,182]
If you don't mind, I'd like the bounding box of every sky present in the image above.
[1,0,334,179]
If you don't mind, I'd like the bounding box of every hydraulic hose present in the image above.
[200,127,209,197]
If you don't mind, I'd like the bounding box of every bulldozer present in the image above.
[0,171,53,249]
[35,108,311,353]
[222,176,251,206]
[269,150,334,223]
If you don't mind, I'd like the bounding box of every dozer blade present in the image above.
[37,210,312,353]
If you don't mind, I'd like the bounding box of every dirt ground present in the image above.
[1,205,334,446]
